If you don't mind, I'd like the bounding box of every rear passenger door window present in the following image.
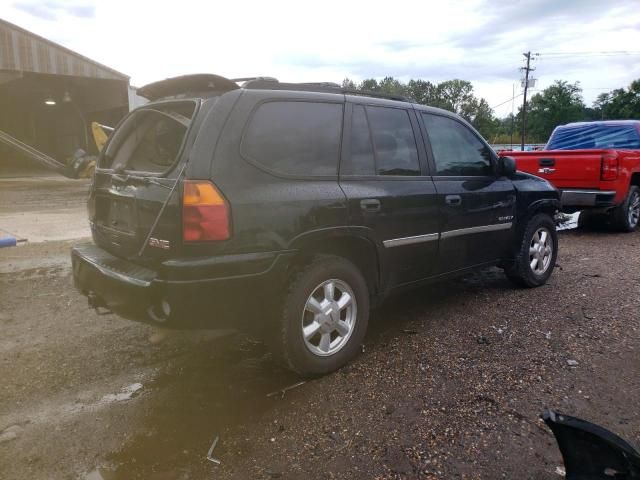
[342,105,421,176]
[422,113,493,176]
[368,106,420,176]
[242,101,343,176]
[342,105,376,175]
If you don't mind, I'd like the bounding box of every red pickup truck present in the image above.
[504,120,640,231]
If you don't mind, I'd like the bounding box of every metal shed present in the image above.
[0,18,130,171]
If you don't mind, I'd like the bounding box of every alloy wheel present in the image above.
[301,279,357,357]
[627,191,640,228]
[529,227,553,275]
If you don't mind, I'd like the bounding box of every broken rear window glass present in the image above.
[103,101,196,173]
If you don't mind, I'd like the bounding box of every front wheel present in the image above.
[275,255,370,376]
[505,213,558,288]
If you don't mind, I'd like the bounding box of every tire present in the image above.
[505,213,558,288]
[275,255,370,376]
[612,185,640,232]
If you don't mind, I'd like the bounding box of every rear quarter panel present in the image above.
[616,150,640,202]
[200,89,350,256]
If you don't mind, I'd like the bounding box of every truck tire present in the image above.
[275,255,369,376]
[612,185,640,232]
[505,213,558,288]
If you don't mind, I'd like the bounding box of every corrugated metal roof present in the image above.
[0,18,128,80]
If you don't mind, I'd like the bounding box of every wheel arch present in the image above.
[287,229,382,298]
[511,198,560,252]
[630,171,640,188]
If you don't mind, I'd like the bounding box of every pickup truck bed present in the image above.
[507,149,621,208]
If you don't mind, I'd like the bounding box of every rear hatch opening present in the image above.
[90,101,199,262]
[100,101,197,174]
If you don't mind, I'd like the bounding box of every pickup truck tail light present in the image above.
[182,180,230,242]
[601,152,619,181]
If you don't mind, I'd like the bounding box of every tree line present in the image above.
[342,77,640,144]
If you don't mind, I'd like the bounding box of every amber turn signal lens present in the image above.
[182,181,230,242]
[183,181,226,206]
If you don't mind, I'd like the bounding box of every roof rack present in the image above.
[239,78,414,103]
[231,76,278,84]
[138,74,415,102]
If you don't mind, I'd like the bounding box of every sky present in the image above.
[2,0,639,118]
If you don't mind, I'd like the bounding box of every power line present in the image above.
[491,92,524,110]
[540,50,640,56]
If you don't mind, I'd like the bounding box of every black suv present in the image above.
[72,74,560,375]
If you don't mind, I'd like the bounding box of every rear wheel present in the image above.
[506,213,558,288]
[612,185,640,232]
[275,255,369,376]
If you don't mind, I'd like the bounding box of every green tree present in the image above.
[525,80,585,142]
[463,98,499,139]
[358,78,380,91]
[341,77,357,90]
[435,79,475,114]
[406,79,437,105]
[594,79,640,119]
[377,76,407,96]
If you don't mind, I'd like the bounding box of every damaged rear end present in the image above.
[72,77,241,327]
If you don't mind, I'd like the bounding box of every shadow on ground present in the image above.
[94,268,512,479]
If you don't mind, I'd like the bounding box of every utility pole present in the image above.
[520,51,535,150]
[510,83,515,149]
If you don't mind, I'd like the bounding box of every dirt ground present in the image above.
[0,183,639,479]
[0,176,90,242]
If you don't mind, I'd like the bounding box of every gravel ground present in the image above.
[0,228,638,479]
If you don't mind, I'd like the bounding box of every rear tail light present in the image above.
[601,152,619,181]
[182,180,230,242]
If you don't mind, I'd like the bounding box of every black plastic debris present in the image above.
[543,409,640,479]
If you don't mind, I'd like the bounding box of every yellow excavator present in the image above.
[0,121,112,179]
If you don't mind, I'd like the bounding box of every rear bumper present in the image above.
[71,243,292,329]
[560,189,617,208]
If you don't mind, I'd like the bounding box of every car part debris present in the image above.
[266,381,306,399]
[99,383,143,404]
[0,121,113,180]
[0,127,97,179]
[206,435,221,465]
[91,122,113,152]
[543,409,640,479]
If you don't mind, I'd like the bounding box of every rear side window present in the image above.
[342,105,420,176]
[242,101,343,176]
[422,113,493,176]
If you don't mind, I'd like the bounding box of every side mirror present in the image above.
[498,156,517,177]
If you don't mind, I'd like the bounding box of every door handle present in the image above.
[445,195,462,206]
[360,199,381,212]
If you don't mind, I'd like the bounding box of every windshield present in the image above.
[546,123,640,150]
[102,101,196,174]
